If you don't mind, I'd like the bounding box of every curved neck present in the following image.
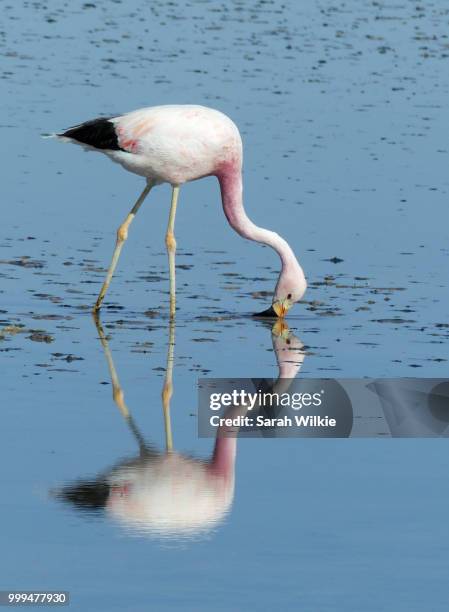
[217,164,299,270]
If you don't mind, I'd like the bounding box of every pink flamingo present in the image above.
[57,105,307,318]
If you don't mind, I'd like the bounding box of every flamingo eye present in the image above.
[287,293,292,299]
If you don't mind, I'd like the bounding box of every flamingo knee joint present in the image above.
[117,224,129,243]
[162,381,173,405]
[165,231,176,252]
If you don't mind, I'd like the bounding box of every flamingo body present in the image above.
[61,105,242,186]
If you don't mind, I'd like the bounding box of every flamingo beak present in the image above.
[253,299,292,319]
[272,301,286,318]
[272,299,292,318]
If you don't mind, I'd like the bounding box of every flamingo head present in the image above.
[254,261,307,318]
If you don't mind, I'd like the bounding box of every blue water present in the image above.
[1,1,449,610]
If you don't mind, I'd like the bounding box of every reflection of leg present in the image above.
[161,318,175,451]
[165,186,179,319]
[93,312,129,418]
[92,312,152,454]
[93,181,153,312]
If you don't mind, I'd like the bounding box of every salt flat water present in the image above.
[1,1,448,610]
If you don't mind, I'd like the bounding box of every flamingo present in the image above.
[56,105,307,318]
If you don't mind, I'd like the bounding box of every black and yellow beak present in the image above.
[272,300,287,318]
[253,299,292,319]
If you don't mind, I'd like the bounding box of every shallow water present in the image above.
[1,1,449,610]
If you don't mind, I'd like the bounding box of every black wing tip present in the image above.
[59,116,125,151]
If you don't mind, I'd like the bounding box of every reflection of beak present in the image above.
[271,319,290,338]
[272,299,292,318]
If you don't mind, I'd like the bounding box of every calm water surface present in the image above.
[1,1,449,610]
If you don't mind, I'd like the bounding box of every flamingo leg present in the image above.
[165,185,179,319]
[93,181,154,312]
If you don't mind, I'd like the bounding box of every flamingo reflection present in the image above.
[53,316,305,538]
